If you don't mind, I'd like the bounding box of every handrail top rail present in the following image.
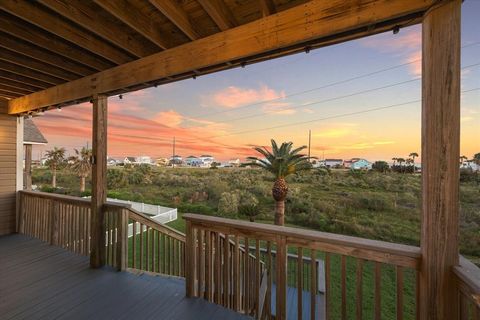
[183,213,421,259]
[20,190,91,205]
[454,256,480,294]
[124,205,186,242]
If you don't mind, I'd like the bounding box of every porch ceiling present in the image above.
[1,0,436,114]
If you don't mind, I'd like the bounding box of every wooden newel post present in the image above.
[116,208,128,271]
[420,1,461,319]
[90,95,108,268]
[25,144,32,190]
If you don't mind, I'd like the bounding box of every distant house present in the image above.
[199,155,214,167]
[23,119,48,190]
[461,160,479,172]
[136,156,152,165]
[107,157,118,166]
[169,155,183,165]
[124,157,136,165]
[155,158,169,166]
[345,158,372,170]
[324,159,343,168]
[228,158,241,167]
[185,156,202,166]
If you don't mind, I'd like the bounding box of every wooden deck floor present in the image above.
[0,234,250,320]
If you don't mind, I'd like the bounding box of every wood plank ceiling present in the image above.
[0,0,307,105]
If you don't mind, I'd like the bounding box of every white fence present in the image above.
[106,198,177,224]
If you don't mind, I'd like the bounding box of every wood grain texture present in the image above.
[0,101,16,235]
[90,95,107,268]
[198,0,237,31]
[8,0,434,114]
[420,1,461,319]
[149,0,200,40]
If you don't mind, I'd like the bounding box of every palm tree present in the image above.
[69,147,92,192]
[245,139,313,226]
[409,152,419,172]
[397,157,406,173]
[474,153,480,166]
[392,157,397,166]
[45,147,66,188]
[460,155,468,165]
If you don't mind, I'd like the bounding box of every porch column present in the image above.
[24,144,32,190]
[420,1,461,319]
[90,95,108,268]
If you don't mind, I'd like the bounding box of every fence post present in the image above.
[275,235,287,320]
[116,208,128,271]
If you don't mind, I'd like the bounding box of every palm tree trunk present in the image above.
[274,200,285,226]
[52,169,56,188]
[80,176,85,192]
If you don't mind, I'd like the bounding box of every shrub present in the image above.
[217,192,239,217]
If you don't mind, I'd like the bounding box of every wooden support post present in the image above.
[116,208,128,271]
[90,94,108,268]
[24,144,32,190]
[420,1,461,319]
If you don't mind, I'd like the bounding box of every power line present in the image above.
[182,62,480,129]
[185,41,480,120]
[203,87,480,139]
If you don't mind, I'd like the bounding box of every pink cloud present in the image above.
[207,85,286,109]
[153,110,184,127]
[361,27,422,76]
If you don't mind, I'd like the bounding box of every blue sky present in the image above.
[36,1,480,162]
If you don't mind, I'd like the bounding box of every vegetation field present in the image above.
[33,165,480,261]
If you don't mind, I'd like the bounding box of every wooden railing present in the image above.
[18,190,92,256]
[454,257,480,319]
[18,191,185,275]
[184,213,422,320]
[105,203,186,277]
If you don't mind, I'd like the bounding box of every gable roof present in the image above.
[23,119,48,145]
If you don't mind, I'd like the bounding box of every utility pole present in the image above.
[172,136,176,168]
[308,129,311,159]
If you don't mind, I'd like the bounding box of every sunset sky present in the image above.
[33,2,480,163]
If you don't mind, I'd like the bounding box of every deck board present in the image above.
[0,234,250,320]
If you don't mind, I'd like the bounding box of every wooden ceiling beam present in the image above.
[93,0,173,50]
[0,47,79,81]
[38,0,158,58]
[0,83,34,94]
[0,76,46,92]
[0,61,64,86]
[8,0,435,114]
[0,72,49,90]
[0,0,132,65]
[0,90,20,98]
[197,0,237,31]
[259,0,277,17]
[0,13,112,72]
[149,0,200,40]
[0,85,32,96]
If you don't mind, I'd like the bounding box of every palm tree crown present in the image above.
[69,148,92,178]
[45,147,66,170]
[245,140,312,179]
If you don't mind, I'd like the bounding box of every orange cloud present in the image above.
[206,85,286,109]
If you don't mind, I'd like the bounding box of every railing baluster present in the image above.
[341,255,347,320]
[244,237,249,315]
[255,239,260,318]
[139,223,144,270]
[356,259,364,320]
[215,232,221,305]
[311,249,317,320]
[276,235,287,320]
[266,241,272,319]
[375,261,382,320]
[206,230,212,301]
[297,247,303,320]
[233,235,240,311]
[325,252,331,320]
[198,229,204,297]
[396,265,404,320]
[224,234,231,308]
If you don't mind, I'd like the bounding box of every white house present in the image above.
[185,156,202,166]
[344,158,372,170]
[169,155,183,165]
[323,159,343,168]
[199,155,214,167]
[124,157,136,165]
[461,160,479,171]
[228,158,241,167]
[135,156,152,165]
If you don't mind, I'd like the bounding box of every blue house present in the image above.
[345,158,372,170]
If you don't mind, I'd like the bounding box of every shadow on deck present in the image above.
[0,234,250,320]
